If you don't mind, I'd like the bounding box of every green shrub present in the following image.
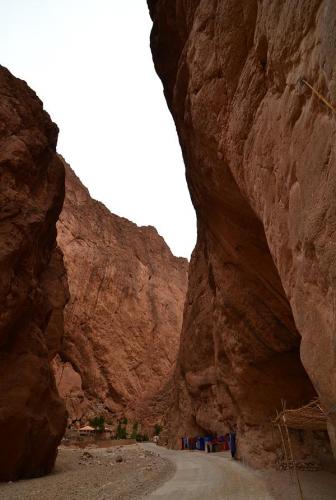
[154,424,163,436]
[116,422,127,440]
[90,416,105,433]
[131,422,139,440]
[135,433,149,442]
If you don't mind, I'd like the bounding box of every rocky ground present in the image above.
[0,444,174,500]
[1,443,335,499]
[265,469,336,500]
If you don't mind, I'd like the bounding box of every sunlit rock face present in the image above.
[0,66,68,481]
[55,161,188,428]
[148,0,336,466]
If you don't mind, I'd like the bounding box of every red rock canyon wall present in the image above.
[55,162,188,429]
[148,0,336,466]
[0,67,68,480]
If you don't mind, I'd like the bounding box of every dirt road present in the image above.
[141,444,273,500]
[141,444,336,500]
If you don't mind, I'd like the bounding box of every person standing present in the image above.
[229,432,236,458]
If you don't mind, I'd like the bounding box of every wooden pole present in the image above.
[277,423,293,481]
[283,415,304,500]
[301,79,336,114]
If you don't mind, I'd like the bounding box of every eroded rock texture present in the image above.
[0,67,67,480]
[148,0,336,466]
[55,162,188,427]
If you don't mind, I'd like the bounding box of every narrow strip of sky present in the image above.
[0,0,196,258]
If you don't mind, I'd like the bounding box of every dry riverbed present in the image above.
[0,444,175,500]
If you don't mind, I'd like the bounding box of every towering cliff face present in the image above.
[148,0,336,466]
[0,67,67,480]
[55,162,188,427]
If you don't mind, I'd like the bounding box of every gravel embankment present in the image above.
[0,444,175,500]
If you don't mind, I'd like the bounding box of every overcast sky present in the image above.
[1,0,196,258]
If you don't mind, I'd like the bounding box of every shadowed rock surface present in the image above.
[0,66,68,480]
[54,162,188,427]
[148,0,336,466]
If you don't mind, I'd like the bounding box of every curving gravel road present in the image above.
[140,444,274,500]
[141,444,336,500]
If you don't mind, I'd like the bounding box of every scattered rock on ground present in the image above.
[0,444,175,500]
